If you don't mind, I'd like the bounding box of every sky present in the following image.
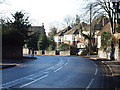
[0,0,93,32]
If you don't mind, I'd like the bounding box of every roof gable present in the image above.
[55,26,71,36]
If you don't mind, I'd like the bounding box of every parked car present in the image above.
[91,51,97,55]
[78,49,86,55]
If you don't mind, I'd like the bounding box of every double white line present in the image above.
[20,74,48,88]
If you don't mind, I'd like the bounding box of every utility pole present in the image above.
[89,4,92,55]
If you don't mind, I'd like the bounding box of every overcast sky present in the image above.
[0,0,94,32]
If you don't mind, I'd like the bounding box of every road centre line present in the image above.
[54,67,62,72]
[95,63,98,68]
[95,68,98,75]
[2,57,64,88]
[65,58,69,66]
[42,57,63,72]
[20,75,48,88]
[1,74,34,88]
[86,78,94,89]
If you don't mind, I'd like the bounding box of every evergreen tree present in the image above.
[75,15,80,26]
[27,33,39,50]
[2,11,31,46]
[37,32,48,50]
[47,26,57,51]
[47,38,56,51]
[2,11,31,58]
[58,43,70,51]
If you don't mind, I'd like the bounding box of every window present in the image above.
[65,36,67,40]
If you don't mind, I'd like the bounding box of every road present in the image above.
[1,55,114,89]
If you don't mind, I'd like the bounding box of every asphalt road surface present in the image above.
[1,55,114,89]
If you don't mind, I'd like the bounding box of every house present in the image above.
[54,23,89,49]
[54,16,110,51]
[92,16,109,48]
[54,26,71,47]
[28,23,46,36]
[96,16,120,60]
[64,23,90,48]
[64,25,80,47]
[23,23,46,54]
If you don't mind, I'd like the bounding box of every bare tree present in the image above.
[48,26,58,38]
[64,15,74,27]
[92,0,119,34]
[87,0,119,59]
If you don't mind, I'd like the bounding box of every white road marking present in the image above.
[1,56,66,88]
[43,72,49,74]
[54,67,62,72]
[58,57,63,64]
[1,74,34,87]
[65,59,69,66]
[95,63,98,67]
[42,66,55,72]
[95,68,98,75]
[86,79,94,88]
[41,57,63,72]
[20,75,48,88]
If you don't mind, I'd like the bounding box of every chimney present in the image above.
[42,23,44,27]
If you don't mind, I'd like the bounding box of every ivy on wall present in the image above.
[101,32,112,52]
[116,26,120,33]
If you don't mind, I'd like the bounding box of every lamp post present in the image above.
[89,4,92,55]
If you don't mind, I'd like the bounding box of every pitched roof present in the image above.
[55,26,71,36]
[81,22,90,31]
[92,16,109,30]
[101,22,111,33]
[64,24,80,35]
[55,16,110,36]
[100,22,120,34]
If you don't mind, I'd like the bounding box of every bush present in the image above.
[58,43,70,51]
[80,50,87,55]
[116,26,120,33]
[70,46,78,55]
[101,32,112,51]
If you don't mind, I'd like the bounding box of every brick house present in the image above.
[54,26,71,47]
[54,16,111,51]
[23,24,46,54]
[54,23,89,49]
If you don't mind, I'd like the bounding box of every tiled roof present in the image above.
[55,26,71,36]
[64,22,90,35]
[55,16,109,36]
[101,22,111,33]
[64,24,81,35]
[100,22,120,34]
[92,16,109,30]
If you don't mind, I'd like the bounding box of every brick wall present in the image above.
[23,48,29,55]
[98,46,120,61]
[60,51,71,56]
[45,51,55,55]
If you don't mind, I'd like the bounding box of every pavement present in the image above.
[0,56,37,69]
[85,55,120,88]
[0,64,18,69]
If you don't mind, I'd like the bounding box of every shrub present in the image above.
[58,43,70,51]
